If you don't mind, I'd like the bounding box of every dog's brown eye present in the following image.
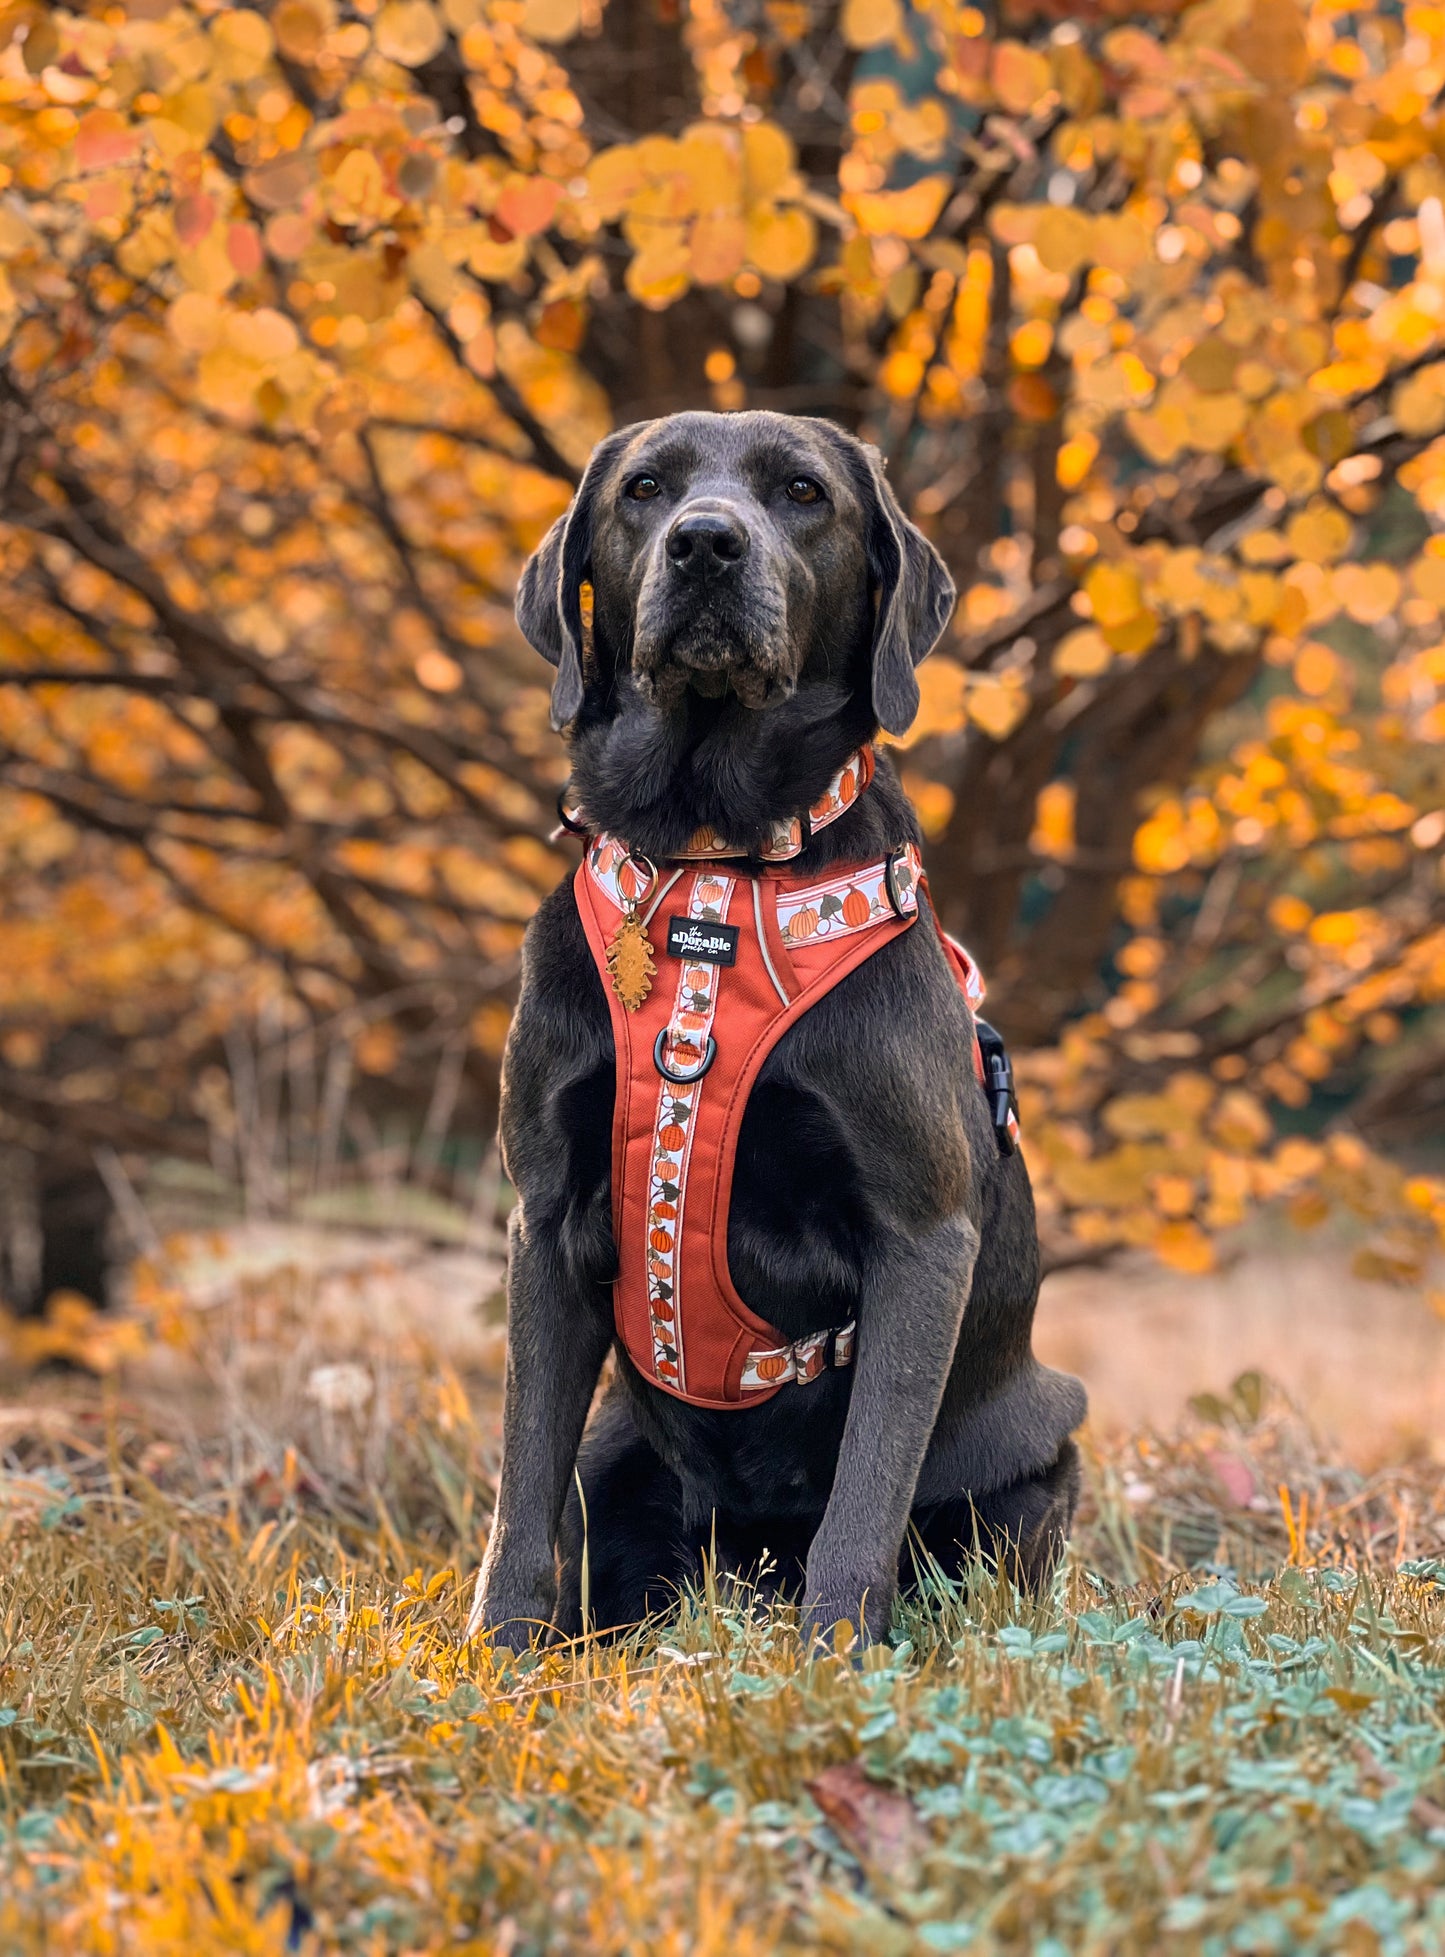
[786,477,821,504]
[628,475,661,500]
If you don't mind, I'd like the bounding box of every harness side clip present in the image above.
[975,1017,1018,1157]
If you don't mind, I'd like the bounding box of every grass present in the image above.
[2,1247,1445,1955]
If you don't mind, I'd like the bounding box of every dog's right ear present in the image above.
[816,423,956,737]
[516,428,635,730]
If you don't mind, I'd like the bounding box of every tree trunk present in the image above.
[0,1147,114,1316]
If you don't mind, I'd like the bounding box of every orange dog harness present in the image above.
[571,751,1010,1412]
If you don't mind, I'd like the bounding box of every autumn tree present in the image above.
[0,0,1443,1308]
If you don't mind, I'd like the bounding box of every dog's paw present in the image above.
[463,1563,557,1651]
[799,1575,894,1654]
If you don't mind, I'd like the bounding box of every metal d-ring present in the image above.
[654,1030,718,1083]
[884,847,915,920]
[624,849,658,908]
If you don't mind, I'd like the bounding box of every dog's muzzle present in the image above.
[633,503,791,708]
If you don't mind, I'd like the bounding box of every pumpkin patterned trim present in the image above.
[642,870,735,1393]
[586,835,642,912]
[739,1320,856,1393]
[776,842,923,946]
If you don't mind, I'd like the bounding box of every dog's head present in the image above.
[516,411,955,739]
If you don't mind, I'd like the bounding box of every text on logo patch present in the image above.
[666,916,740,966]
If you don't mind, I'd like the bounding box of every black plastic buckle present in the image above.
[654,1030,718,1083]
[975,1017,1017,1157]
[883,847,913,920]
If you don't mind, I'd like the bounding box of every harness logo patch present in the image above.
[665,916,740,966]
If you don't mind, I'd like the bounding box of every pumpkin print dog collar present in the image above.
[557,746,875,864]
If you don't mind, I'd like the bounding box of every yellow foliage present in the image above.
[1084,562,1143,629]
[841,0,902,51]
[746,204,815,281]
[1031,780,1076,859]
[967,675,1029,741]
[848,177,951,240]
[1054,628,1112,678]
[1153,1218,1216,1274]
[992,41,1052,115]
[0,0,1442,1301]
[374,1,446,66]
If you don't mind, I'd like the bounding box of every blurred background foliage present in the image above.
[0,0,1443,1325]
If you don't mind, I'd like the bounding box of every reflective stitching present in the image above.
[752,880,790,1007]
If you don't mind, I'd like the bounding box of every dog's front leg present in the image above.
[801,1215,979,1645]
[466,1208,612,1648]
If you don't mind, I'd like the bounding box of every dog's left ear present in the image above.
[856,444,957,736]
[516,428,635,730]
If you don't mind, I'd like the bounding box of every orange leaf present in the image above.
[174,193,216,250]
[806,1764,924,1866]
[227,222,265,277]
[1153,1219,1215,1274]
[75,110,138,174]
[521,0,583,40]
[992,41,1053,115]
[841,0,902,49]
[374,0,446,65]
[496,176,560,240]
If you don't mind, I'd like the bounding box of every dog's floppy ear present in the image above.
[855,442,957,736]
[516,428,634,730]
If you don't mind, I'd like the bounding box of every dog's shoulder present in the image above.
[519,867,593,983]
[759,891,993,1225]
[505,871,612,1081]
[501,870,616,1203]
[776,885,980,1080]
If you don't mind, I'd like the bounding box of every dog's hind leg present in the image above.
[555,1391,696,1639]
[906,1437,1081,1596]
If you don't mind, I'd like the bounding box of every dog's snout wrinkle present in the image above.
[665,506,750,577]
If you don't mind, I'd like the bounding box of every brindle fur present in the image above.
[469,412,1086,1648]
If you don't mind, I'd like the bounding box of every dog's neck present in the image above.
[564,681,919,870]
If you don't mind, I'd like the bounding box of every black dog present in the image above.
[468,412,1085,1648]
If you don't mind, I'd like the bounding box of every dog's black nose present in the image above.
[665,509,749,576]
